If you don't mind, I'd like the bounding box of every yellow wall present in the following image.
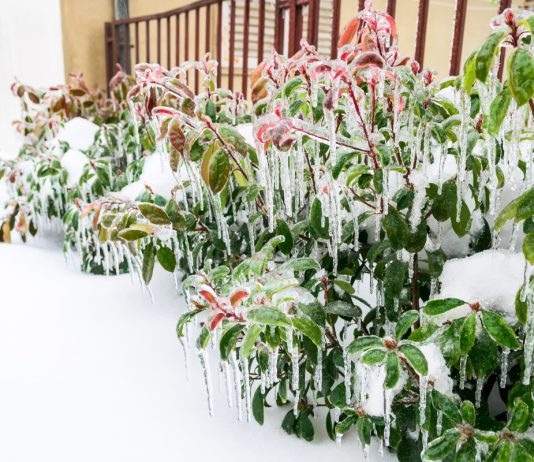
[60,0,113,89]
[60,0,526,90]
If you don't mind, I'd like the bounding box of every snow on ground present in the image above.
[0,240,392,462]
[56,117,99,151]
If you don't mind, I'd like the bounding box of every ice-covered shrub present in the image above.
[2,3,534,461]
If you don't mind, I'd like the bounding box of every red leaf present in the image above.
[338,17,360,48]
[229,288,250,309]
[198,284,217,305]
[209,312,225,330]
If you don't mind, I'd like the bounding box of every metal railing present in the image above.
[104,0,512,93]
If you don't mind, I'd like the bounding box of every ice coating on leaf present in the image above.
[236,123,255,146]
[56,117,99,151]
[436,250,525,322]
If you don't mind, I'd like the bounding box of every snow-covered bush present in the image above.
[2,3,534,461]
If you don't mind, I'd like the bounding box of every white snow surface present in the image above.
[0,241,393,462]
[436,249,525,322]
[117,153,182,201]
[60,148,88,188]
[237,123,255,146]
[418,343,453,395]
[56,117,99,151]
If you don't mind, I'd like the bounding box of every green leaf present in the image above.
[356,417,373,446]
[395,310,419,340]
[385,352,401,388]
[156,246,176,272]
[384,259,408,298]
[422,430,461,461]
[118,227,149,241]
[476,32,505,82]
[432,181,457,222]
[432,390,462,424]
[456,438,476,462]
[461,400,476,426]
[252,387,264,425]
[248,307,291,328]
[333,278,355,295]
[299,302,326,327]
[165,200,185,228]
[218,125,249,156]
[523,232,534,265]
[469,328,498,377]
[347,335,383,354]
[399,343,428,375]
[295,413,314,441]
[488,86,512,136]
[142,241,156,284]
[281,410,296,435]
[452,200,472,237]
[481,310,520,350]
[280,257,320,272]
[283,76,304,97]
[207,149,231,193]
[508,48,534,106]
[176,309,204,337]
[409,323,439,342]
[361,348,387,365]
[292,317,322,347]
[516,189,534,223]
[516,289,528,325]
[138,203,171,225]
[335,414,357,434]
[325,301,361,318]
[463,51,477,94]
[333,151,357,179]
[310,198,329,239]
[196,325,211,349]
[495,196,521,231]
[382,208,409,250]
[220,323,243,360]
[508,398,531,433]
[427,249,448,278]
[460,313,477,355]
[276,219,293,255]
[424,298,466,316]
[241,325,262,359]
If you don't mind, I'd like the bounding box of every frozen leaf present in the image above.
[422,430,461,461]
[508,398,531,433]
[347,335,383,354]
[252,387,264,425]
[488,86,512,136]
[220,323,244,360]
[382,208,409,250]
[142,242,156,284]
[395,310,419,340]
[385,352,401,388]
[241,325,262,359]
[361,348,387,365]
[460,313,476,355]
[156,246,176,272]
[475,32,505,82]
[248,307,291,328]
[431,390,462,424]
[399,343,428,375]
[325,301,361,318]
[508,49,534,106]
[523,232,534,264]
[138,203,171,225]
[292,317,322,347]
[481,310,520,350]
[424,298,466,316]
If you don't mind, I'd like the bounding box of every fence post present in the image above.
[449,0,468,76]
[104,22,114,92]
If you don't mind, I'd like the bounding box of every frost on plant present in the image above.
[1,3,534,462]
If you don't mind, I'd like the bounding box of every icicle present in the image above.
[242,356,252,422]
[522,292,534,384]
[343,347,352,405]
[436,410,443,436]
[419,375,429,450]
[335,432,343,445]
[456,89,470,222]
[475,377,484,408]
[326,108,337,165]
[459,355,468,390]
[383,389,392,447]
[500,348,510,388]
[230,351,243,421]
[197,347,214,416]
[177,332,190,381]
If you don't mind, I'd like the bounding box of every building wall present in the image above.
[59,0,526,90]
[60,0,113,89]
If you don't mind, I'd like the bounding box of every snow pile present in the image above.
[236,123,255,146]
[418,343,453,395]
[436,249,525,322]
[118,153,182,201]
[355,362,407,417]
[60,149,88,188]
[56,117,99,151]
